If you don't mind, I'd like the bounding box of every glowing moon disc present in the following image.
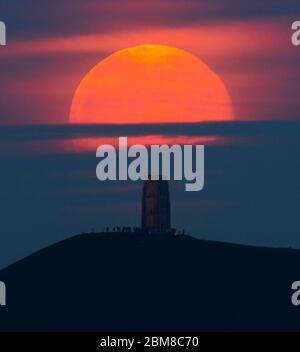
[70,45,234,125]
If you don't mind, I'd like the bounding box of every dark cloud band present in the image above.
[1,0,300,40]
[0,120,299,142]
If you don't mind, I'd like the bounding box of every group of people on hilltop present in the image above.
[104,226,186,236]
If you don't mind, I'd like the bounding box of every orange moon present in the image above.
[70,45,234,125]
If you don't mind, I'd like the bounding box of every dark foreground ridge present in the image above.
[0,232,300,331]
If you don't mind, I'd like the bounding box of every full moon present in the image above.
[70,45,234,125]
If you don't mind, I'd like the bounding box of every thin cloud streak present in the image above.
[2,0,299,40]
[0,120,299,155]
[0,120,299,141]
[1,20,291,59]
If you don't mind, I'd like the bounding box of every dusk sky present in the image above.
[0,1,300,268]
[1,1,300,123]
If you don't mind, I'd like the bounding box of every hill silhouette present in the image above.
[0,232,300,331]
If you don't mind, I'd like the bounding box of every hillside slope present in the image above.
[0,233,300,331]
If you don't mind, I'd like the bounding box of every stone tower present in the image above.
[142,177,171,231]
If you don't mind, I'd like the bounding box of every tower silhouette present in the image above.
[142,177,171,231]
